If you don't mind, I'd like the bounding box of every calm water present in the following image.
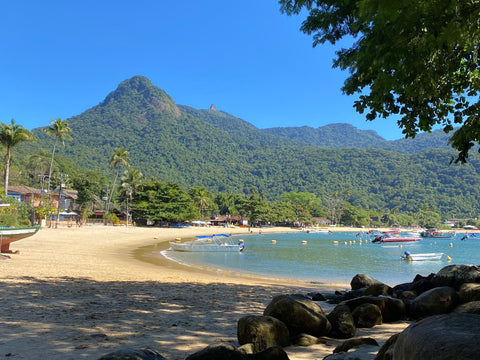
[153,231,480,287]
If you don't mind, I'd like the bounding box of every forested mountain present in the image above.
[18,75,480,218]
[262,123,454,152]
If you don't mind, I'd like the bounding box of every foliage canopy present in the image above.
[279,0,480,162]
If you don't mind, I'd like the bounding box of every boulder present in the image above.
[391,313,480,359]
[333,337,378,353]
[363,283,395,297]
[327,304,356,339]
[291,333,321,346]
[97,348,167,360]
[185,343,245,360]
[341,296,406,322]
[431,264,480,289]
[392,282,410,297]
[409,286,458,319]
[374,333,399,360]
[237,315,290,351]
[350,274,382,291]
[351,303,382,328]
[458,282,480,303]
[409,278,435,295]
[453,300,480,314]
[246,346,290,360]
[263,294,331,337]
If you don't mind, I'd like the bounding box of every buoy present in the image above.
[344,241,348,245]
[333,240,338,245]
[271,239,277,244]
[302,240,307,244]
[399,244,402,248]
[449,243,453,247]
[447,256,452,261]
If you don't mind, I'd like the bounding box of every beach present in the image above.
[0,225,409,359]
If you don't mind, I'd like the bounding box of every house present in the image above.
[7,185,78,211]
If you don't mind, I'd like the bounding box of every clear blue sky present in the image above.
[0,1,405,140]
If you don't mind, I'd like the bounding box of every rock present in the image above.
[409,278,435,295]
[237,315,290,351]
[327,304,356,339]
[409,286,458,319]
[324,345,380,360]
[331,288,366,303]
[363,283,395,297]
[185,343,245,360]
[391,313,480,359]
[263,294,331,337]
[246,346,290,360]
[350,274,383,291]
[431,264,480,289]
[453,300,480,314]
[399,290,417,301]
[351,303,382,328]
[291,333,320,346]
[97,348,167,360]
[307,292,327,301]
[392,282,410,297]
[374,333,399,360]
[341,296,406,322]
[458,282,480,303]
[333,337,378,353]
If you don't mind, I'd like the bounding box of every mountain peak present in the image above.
[102,75,180,117]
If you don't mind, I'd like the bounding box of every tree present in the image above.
[121,168,143,226]
[0,119,35,195]
[45,118,72,191]
[189,186,213,218]
[107,148,130,212]
[279,1,480,162]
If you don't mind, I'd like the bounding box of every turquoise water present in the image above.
[158,231,480,287]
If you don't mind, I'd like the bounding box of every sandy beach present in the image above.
[0,225,409,359]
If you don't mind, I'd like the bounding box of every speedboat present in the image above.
[402,251,444,261]
[169,234,245,252]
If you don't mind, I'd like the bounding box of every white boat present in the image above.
[401,251,444,261]
[169,234,245,252]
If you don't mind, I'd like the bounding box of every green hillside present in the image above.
[14,75,480,218]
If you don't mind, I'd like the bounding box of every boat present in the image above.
[401,251,444,261]
[372,234,421,243]
[0,225,41,253]
[169,234,245,252]
[420,229,455,238]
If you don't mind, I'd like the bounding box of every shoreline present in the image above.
[0,225,422,359]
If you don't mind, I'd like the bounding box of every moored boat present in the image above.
[0,225,41,253]
[420,229,455,238]
[402,251,444,261]
[373,234,421,243]
[169,234,245,252]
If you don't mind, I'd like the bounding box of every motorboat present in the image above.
[402,251,444,261]
[169,234,245,252]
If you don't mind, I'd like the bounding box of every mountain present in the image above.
[262,123,454,153]
[23,75,480,217]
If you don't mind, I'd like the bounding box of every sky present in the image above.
[0,1,405,140]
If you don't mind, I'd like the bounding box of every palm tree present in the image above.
[107,148,130,212]
[0,119,36,195]
[45,118,72,192]
[121,168,143,226]
[189,186,211,218]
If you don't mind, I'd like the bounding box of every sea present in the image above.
[146,230,480,287]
